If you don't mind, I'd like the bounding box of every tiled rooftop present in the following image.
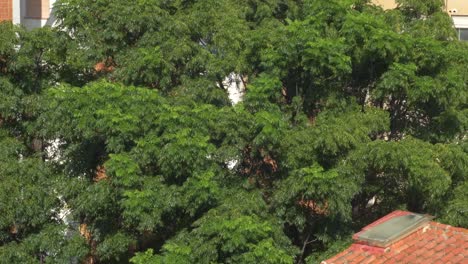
[323,210,468,264]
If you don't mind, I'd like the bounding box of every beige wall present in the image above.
[447,0,468,16]
[373,0,468,16]
[373,0,397,10]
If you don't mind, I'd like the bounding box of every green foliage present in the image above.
[121,177,178,232]
[342,138,455,220]
[244,74,284,111]
[96,232,135,262]
[0,78,22,126]
[312,107,389,167]
[1,0,467,263]
[443,182,468,228]
[273,165,356,235]
[0,135,58,242]
[131,191,296,264]
[0,131,88,263]
[396,0,444,17]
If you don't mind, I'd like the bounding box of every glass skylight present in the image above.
[357,213,433,247]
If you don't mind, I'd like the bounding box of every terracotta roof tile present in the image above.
[323,211,468,264]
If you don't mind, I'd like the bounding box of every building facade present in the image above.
[1,0,467,36]
[373,0,468,40]
[0,0,56,29]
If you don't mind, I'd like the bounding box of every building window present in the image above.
[458,28,468,41]
[25,0,50,19]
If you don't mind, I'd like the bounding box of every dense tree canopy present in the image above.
[0,0,466,263]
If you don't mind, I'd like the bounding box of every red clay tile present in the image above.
[432,251,445,260]
[372,257,388,264]
[424,241,437,250]
[434,243,447,252]
[392,252,407,261]
[441,253,456,262]
[452,247,464,256]
[395,243,410,252]
[405,244,419,254]
[361,255,377,264]
[350,243,386,254]
[351,254,367,263]
[323,211,468,264]
[450,255,466,263]
[413,248,427,257]
[446,237,459,244]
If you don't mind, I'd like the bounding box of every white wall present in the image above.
[452,16,468,28]
[12,0,21,24]
[224,73,245,105]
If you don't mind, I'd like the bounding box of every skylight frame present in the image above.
[356,213,433,248]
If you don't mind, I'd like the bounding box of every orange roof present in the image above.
[323,211,468,264]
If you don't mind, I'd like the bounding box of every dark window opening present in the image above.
[25,0,50,19]
[457,28,468,41]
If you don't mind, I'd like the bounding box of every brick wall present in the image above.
[0,0,12,21]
